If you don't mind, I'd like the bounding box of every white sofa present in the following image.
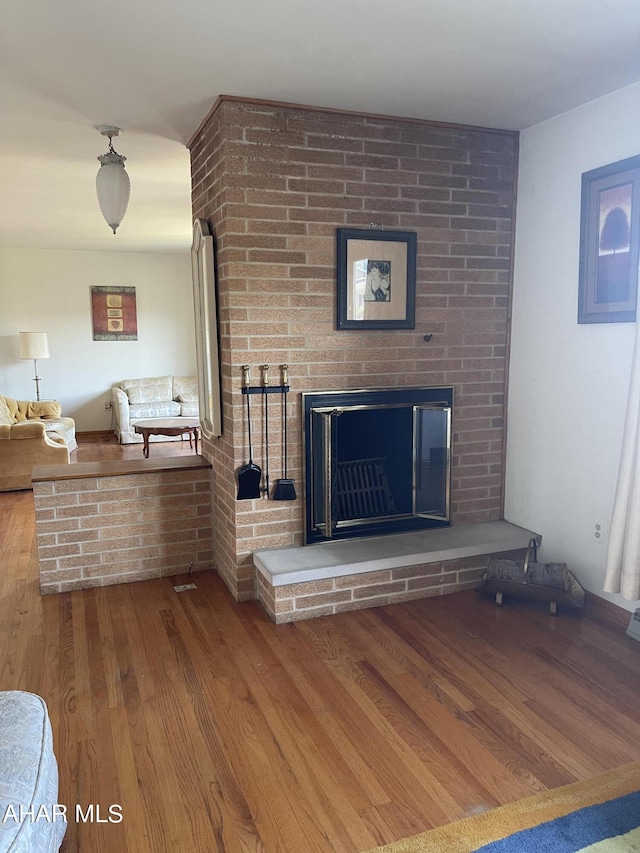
[0,691,66,853]
[112,376,199,444]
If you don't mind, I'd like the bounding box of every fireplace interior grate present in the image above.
[335,458,398,520]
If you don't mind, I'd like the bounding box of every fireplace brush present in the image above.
[273,364,296,501]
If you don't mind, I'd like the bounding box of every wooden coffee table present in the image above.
[134,418,200,458]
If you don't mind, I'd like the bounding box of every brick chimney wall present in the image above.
[189,97,518,601]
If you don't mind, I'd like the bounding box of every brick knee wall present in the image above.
[33,463,214,594]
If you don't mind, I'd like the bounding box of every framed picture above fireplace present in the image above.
[578,154,640,324]
[337,228,416,329]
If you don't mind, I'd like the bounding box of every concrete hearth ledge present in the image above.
[253,520,540,587]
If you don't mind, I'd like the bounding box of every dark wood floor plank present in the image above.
[269,621,459,828]
[468,699,577,789]
[230,649,369,852]
[498,701,607,780]
[376,603,531,710]
[251,616,394,811]
[109,707,151,853]
[466,638,640,761]
[313,610,535,809]
[354,643,541,808]
[236,634,379,819]
[158,608,274,852]
[208,671,339,853]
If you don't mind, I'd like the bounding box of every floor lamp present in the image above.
[19,332,50,402]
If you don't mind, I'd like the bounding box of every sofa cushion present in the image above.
[26,401,62,420]
[42,418,74,438]
[179,402,199,417]
[8,422,47,439]
[123,377,173,405]
[180,403,200,418]
[45,433,67,446]
[0,398,13,426]
[8,418,76,451]
[15,401,30,422]
[173,376,198,403]
[1,397,23,422]
[129,402,181,419]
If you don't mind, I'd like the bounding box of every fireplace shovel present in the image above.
[273,364,296,501]
[237,365,262,500]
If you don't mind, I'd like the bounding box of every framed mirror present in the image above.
[191,218,222,439]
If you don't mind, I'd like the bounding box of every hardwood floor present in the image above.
[1,439,639,852]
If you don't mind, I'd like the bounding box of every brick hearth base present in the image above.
[254,521,537,623]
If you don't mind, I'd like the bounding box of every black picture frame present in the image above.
[337,228,417,329]
[578,153,640,324]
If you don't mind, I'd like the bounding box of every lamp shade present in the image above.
[19,332,50,360]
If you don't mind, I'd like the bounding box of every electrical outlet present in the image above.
[103,400,111,409]
[593,520,605,544]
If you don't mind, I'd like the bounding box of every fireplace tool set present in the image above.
[237,364,296,501]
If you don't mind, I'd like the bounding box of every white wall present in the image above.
[506,81,640,612]
[0,247,195,431]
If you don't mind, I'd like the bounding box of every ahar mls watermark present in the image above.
[2,804,123,824]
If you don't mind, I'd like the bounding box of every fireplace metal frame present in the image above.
[303,386,454,544]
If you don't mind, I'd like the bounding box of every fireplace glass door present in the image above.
[414,405,451,518]
[305,388,452,543]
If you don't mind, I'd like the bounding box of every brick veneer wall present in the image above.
[33,462,214,594]
[189,97,518,603]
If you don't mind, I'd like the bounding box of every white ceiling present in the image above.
[2,0,640,254]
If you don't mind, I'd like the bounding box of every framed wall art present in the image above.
[91,286,138,340]
[578,153,640,324]
[337,228,417,329]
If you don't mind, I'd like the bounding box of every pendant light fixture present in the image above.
[96,126,130,234]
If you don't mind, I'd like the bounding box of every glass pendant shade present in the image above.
[96,151,130,234]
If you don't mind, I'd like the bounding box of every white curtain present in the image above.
[604,320,640,600]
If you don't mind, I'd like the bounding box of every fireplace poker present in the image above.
[261,364,270,498]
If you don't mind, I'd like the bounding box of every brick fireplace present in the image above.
[188,96,518,604]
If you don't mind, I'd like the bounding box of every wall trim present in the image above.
[76,430,114,442]
[584,591,632,631]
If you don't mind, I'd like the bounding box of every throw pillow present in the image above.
[123,377,173,404]
[173,376,198,403]
[2,397,23,422]
[27,401,62,420]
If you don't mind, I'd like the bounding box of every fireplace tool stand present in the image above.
[239,364,292,501]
